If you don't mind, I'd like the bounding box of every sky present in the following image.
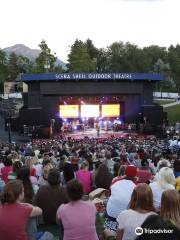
[0,0,180,62]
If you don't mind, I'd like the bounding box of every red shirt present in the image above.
[1,166,12,183]
[30,167,36,177]
[0,203,32,240]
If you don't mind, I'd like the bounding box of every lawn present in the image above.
[154,99,175,105]
[164,104,180,124]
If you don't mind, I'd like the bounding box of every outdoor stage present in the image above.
[63,128,133,140]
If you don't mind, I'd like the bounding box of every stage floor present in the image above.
[65,128,133,139]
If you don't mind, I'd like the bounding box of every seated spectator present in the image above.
[76,161,92,194]
[136,168,152,184]
[38,159,53,186]
[174,158,180,178]
[160,189,180,229]
[153,159,171,181]
[95,164,112,190]
[133,154,142,168]
[0,180,42,240]
[116,183,156,240]
[63,162,75,185]
[111,165,126,185]
[17,166,38,203]
[113,162,121,178]
[0,156,5,175]
[8,161,22,181]
[136,215,180,240]
[105,152,115,174]
[32,157,42,178]
[34,169,68,225]
[0,177,5,192]
[149,167,175,210]
[105,165,137,231]
[175,176,180,192]
[24,156,36,177]
[1,157,12,183]
[56,179,98,240]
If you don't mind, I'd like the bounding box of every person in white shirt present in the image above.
[104,165,137,232]
[116,183,156,240]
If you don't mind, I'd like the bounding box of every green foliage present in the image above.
[1,38,180,94]
[35,40,57,73]
[67,39,96,72]
[0,49,8,92]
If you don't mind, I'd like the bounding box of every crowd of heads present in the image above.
[0,134,180,239]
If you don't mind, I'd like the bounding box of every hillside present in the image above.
[3,44,66,69]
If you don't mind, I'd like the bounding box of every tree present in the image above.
[96,48,110,73]
[7,52,19,81]
[168,45,180,92]
[67,39,96,72]
[0,49,8,92]
[35,40,57,73]
[86,39,98,60]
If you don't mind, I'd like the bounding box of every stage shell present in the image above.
[19,72,164,134]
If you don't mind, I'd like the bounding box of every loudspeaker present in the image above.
[37,127,51,138]
[141,105,164,125]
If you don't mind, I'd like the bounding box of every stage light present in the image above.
[73,126,77,130]
[63,118,67,122]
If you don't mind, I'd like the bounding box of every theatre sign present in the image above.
[21,73,164,82]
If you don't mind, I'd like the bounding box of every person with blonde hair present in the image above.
[116,183,156,240]
[160,189,180,229]
[149,167,175,209]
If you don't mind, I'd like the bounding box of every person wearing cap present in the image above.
[104,165,137,232]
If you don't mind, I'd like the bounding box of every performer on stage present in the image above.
[95,122,100,137]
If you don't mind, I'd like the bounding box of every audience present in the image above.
[0,133,180,239]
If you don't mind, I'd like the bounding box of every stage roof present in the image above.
[21,73,164,82]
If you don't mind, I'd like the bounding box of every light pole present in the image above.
[7,116,11,144]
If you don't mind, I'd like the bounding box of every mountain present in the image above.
[3,44,66,69]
